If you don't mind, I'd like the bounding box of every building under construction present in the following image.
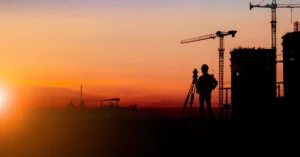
[230,48,276,118]
[282,22,300,107]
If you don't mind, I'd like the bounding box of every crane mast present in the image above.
[218,36,224,119]
[180,30,237,119]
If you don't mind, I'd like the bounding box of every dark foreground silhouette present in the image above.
[197,64,218,118]
[0,107,295,157]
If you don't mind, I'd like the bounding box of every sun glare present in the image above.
[0,89,7,113]
[0,83,12,118]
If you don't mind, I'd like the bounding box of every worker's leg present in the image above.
[206,94,213,119]
[199,94,205,118]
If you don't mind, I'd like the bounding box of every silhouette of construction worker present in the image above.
[68,100,76,110]
[196,64,218,119]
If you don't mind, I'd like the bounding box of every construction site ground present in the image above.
[0,108,295,157]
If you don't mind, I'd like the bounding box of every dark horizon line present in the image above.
[31,106,220,109]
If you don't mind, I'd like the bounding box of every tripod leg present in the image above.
[181,91,191,116]
[189,84,195,117]
[181,82,194,117]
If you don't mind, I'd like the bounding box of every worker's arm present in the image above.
[212,75,218,90]
[196,78,201,94]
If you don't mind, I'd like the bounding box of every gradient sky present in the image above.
[0,0,299,108]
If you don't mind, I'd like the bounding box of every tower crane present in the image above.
[250,0,300,50]
[180,30,237,119]
[250,0,300,97]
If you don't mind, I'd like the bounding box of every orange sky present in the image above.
[0,0,299,108]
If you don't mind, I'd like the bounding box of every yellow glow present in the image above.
[0,82,15,119]
[0,87,8,116]
[0,90,5,108]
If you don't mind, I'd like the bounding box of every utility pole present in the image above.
[80,85,82,102]
[79,85,86,111]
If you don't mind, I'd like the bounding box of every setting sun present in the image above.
[0,93,4,105]
[0,89,7,113]
[0,83,13,118]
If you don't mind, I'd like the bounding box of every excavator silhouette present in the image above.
[100,98,138,113]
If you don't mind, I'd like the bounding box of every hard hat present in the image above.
[201,64,209,71]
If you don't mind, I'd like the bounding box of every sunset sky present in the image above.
[0,0,299,108]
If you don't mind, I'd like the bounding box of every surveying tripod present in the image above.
[180,68,198,117]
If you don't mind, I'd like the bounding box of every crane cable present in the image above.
[258,0,266,5]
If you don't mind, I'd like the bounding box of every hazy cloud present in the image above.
[0,0,249,7]
[13,85,106,107]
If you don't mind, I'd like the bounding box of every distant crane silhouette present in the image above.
[180,30,237,119]
[250,0,300,97]
[250,0,300,50]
